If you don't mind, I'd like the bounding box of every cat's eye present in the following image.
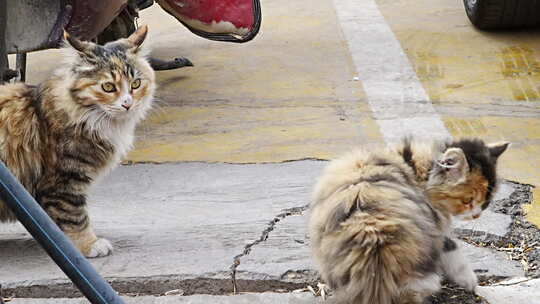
[101,82,117,93]
[463,197,473,205]
[131,79,141,90]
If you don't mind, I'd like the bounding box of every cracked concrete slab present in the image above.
[0,161,326,297]
[454,209,513,243]
[236,205,524,281]
[235,212,315,282]
[8,292,321,304]
[0,161,529,300]
[234,180,523,282]
[454,182,515,243]
[476,278,540,304]
[460,241,524,277]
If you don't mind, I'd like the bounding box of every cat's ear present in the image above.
[63,30,92,54]
[126,25,148,51]
[487,141,510,159]
[437,147,469,184]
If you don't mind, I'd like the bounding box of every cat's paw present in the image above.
[453,269,478,291]
[84,238,113,258]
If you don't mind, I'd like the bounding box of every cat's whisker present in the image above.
[90,111,111,135]
[147,98,168,116]
[152,97,167,107]
[78,107,101,126]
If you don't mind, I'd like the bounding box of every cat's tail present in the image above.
[310,182,441,304]
[313,210,401,304]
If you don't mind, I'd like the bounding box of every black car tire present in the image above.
[464,0,540,30]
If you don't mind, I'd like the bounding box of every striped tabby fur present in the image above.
[309,138,509,304]
[0,26,154,258]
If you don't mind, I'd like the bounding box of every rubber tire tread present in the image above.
[464,0,540,30]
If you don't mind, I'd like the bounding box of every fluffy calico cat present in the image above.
[309,138,509,304]
[0,25,154,258]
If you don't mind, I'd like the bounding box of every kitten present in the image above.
[309,138,509,304]
[0,25,154,258]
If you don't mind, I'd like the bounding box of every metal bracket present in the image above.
[16,53,27,82]
[136,0,154,10]
[0,0,8,85]
[149,57,193,71]
[0,1,21,83]
[0,284,5,304]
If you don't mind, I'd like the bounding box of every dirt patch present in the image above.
[1,276,318,299]
[428,275,507,304]
[429,283,487,304]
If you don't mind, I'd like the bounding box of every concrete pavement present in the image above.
[2,0,540,303]
[1,162,324,297]
[12,282,540,304]
[477,278,540,304]
[0,163,534,302]
[10,293,321,304]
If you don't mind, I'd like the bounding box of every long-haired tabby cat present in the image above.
[0,25,154,258]
[309,138,509,304]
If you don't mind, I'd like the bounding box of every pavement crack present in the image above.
[230,204,309,294]
[122,158,329,166]
[220,158,328,165]
[490,278,533,287]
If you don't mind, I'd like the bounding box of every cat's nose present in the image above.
[121,96,133,111]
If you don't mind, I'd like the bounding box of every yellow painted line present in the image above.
[129,101,381,163]
[525,189,540,225]
[127,1,383,163]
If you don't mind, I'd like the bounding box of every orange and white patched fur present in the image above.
[309,138,509,304]
[0,26,154,258]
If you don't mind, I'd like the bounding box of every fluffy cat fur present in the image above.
[309,138,509,304]
[0,25,154,258]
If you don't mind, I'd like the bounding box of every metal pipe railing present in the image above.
[0,161,125,304]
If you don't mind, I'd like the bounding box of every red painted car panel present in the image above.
[156,0,261,42]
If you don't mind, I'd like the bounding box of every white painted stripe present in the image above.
[332,0,451,143]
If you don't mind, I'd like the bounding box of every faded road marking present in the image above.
[501,46,540,102]
[414,52,445,81]
[332,0,450,143]
[444,118,488,137]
